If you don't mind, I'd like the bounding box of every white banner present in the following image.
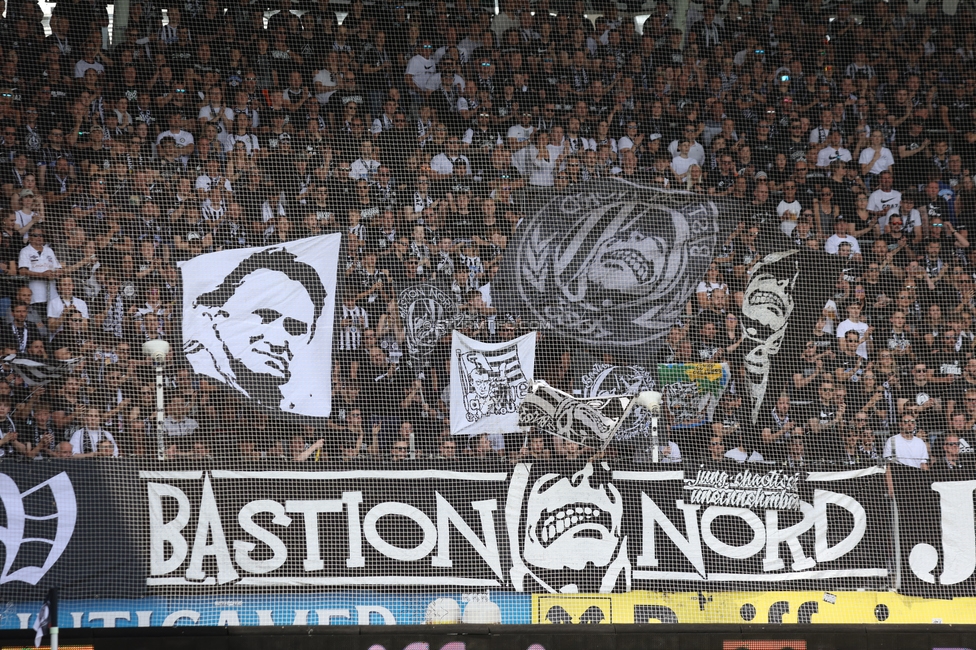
[180,234,341,416]
[450,330,536,436]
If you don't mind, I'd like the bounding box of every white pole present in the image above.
[50,626,58,650]
[155,365,165,461]
[651,415,660,464]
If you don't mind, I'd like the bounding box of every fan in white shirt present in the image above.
[816,132,853,167]
[430,137,471,176]
[859,130,895,176]
[824,218,862,255]
[47,277,88,331]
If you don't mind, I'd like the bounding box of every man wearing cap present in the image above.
[824,216,862,257]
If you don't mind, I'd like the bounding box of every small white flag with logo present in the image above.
[450,330,536,436]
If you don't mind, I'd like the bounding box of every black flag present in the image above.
[32,587,57,648]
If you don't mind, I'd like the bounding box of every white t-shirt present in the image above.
[197,104,234,131]
[859,146,895,175]
[18,244,61,304]
[14,209,36,241]
[879,207,921,232]
[69,427,119,456]
[350,158,381,180]
[868,188,902,216]
[218,132,260,155]
[429,153,471,176]
[74,59,105,78]
[659,441,683,463]
[836,318,870,358]
[405,54,436,90]
[725,448,765,463]
[668,140,705,165]
[156,129,194,148]
[824,234,861,255]
[424,72,465,92]
[671,156,696,176]
[884,434,929,469]
[809,126,832,144]
[816,146,852,167]
[506,124,535,143]
[156,130,195,162]
[313,69,338,104]
[777,199,802,220]
[47,295,89,320]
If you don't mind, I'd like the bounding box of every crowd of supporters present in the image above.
[0,0,972,472]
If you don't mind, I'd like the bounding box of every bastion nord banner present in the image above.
[137,463,887,594]
[6,460,976,605]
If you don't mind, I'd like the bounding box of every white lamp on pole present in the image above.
[142,340,170,461]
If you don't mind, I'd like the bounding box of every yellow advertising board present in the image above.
[533,591,976,625]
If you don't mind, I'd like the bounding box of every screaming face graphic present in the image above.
[524,464,624,570]
[588,230,670,296]
[740,250,800,423]
[557,203,689,308]
[511,181,721,352]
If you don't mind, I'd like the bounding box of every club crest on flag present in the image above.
[450,331,536,436]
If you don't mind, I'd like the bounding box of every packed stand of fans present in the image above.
[0,0,971,475]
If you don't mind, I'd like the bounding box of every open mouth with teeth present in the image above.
[747,290,786,314]
[601,249,652,284]
[533,502,614,547]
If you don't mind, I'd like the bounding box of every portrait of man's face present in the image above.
[213,268,314,393]
[186,244,335,414]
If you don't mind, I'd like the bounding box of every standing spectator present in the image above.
[69,408,120,457]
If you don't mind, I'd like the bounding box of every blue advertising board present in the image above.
[0,593,532,629]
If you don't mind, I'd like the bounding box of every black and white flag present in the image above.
[519,381,653,450]
[32,587,56,647]
[2,356,78,387]
[450,330,536,436]
[398,283,459,369]
[180,234,341,417]
[578,364,657,441]
[495,179,728,358]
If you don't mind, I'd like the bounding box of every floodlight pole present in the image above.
[142,340,171,461]
[155,362,165,461]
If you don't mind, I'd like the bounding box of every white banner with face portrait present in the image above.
[179,234,341,417]
[450,330,536,437]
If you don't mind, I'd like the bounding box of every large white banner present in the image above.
[180,234,341,416]
[450,330,536,436]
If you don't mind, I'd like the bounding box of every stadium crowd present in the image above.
[0,0,971,476]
